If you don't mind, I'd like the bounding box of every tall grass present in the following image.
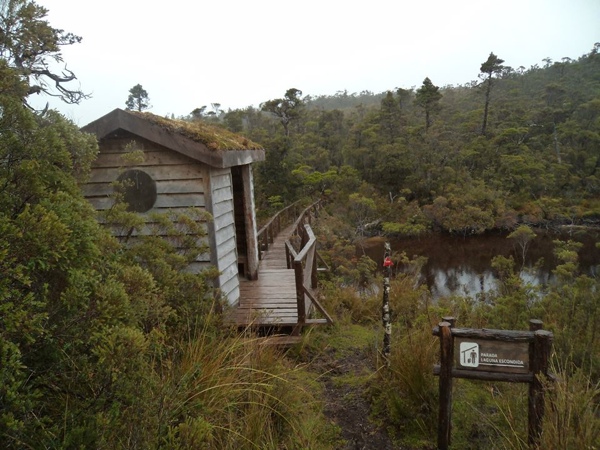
[450,381,528,450]
[369,324,439,446]
[372,273,440,439]
[474,358,600,450]
[539,360,600,449]
[160,323,337,449]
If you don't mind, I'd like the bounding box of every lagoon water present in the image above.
[359,228,600,300]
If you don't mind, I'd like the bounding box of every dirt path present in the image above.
[307,333,402,449]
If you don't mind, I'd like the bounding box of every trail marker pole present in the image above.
[382,242,393,366]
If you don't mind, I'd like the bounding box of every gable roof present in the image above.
[81,108,265,168]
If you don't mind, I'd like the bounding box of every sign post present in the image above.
[433,318,553,449]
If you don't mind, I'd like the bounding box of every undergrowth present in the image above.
[303,231,600,449]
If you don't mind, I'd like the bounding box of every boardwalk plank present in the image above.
[228,218,330,331]
[228,223,299,327]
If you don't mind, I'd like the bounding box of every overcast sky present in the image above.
[33,0,600,126]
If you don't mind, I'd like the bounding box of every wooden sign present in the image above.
[433,318,553,450]
[455,338,529,374]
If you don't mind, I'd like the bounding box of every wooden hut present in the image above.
[81,108,265,305]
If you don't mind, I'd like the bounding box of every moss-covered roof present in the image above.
[82,109,265,168]
[130,111,264,152]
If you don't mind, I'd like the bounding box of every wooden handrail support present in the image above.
[289,200,320,239]
[285,241,297,270]
[290,222,333,332]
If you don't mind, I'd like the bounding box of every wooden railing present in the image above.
[256,201,301,258]
[284,201,333,329]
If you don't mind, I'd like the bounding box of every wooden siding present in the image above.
[206,168,240,304]
[84,133,211,265]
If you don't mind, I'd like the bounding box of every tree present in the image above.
[507,225,536,268]
[0,63,217,447]
[414,77,442,132]
[422,180,505,235]
[0,0,88,106]
[222,108,244,132]
[0,64,104,444]
[395,87,413,111]
[316,108,346,167]
[479,52,505,135]
[125,83,150,111]
[348,190,378,235]
[190,106,207,120]
[260,87,304,136]
[190,103,222,121]
[379,91,401,143]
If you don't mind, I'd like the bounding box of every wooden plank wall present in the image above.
[208,168,240,304]
[82,133,213,272]
[232,166,247,266]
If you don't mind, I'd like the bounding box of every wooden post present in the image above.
[301,224,308,248]
[438,321,454,450]
[261,230,267,253]
[294,260,306,335]
[238,165,258,280]
[529,320,552,449]
[528,319,542,449]
[285,242,291,269]
[311,243,318,289]
[442,316,456,328]
[382,243,392,366]
[529,319,543,333]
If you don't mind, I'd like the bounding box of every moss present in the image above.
[131,111,264,151]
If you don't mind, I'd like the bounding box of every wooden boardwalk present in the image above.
[229,225,301,327]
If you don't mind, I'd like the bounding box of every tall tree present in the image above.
[479,52,505,135]
[379,91,401,143]
[0,0,88,106]
[125,83,150,111]
[316,109,346,167]
[395,87,413,112]
[260,87,304,137]
[415,77,442,132]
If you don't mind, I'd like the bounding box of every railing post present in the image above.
[294,260,306,334]
[302,224,308,248]
[262,229,268,252]
[311,243,318,289]
[284,241,292,269]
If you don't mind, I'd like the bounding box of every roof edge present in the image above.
[81,109,265,168]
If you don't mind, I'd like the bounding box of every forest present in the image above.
[211,48,600,237]
[1,0,599,448]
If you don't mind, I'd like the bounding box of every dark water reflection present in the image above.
[359,228,600,299]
